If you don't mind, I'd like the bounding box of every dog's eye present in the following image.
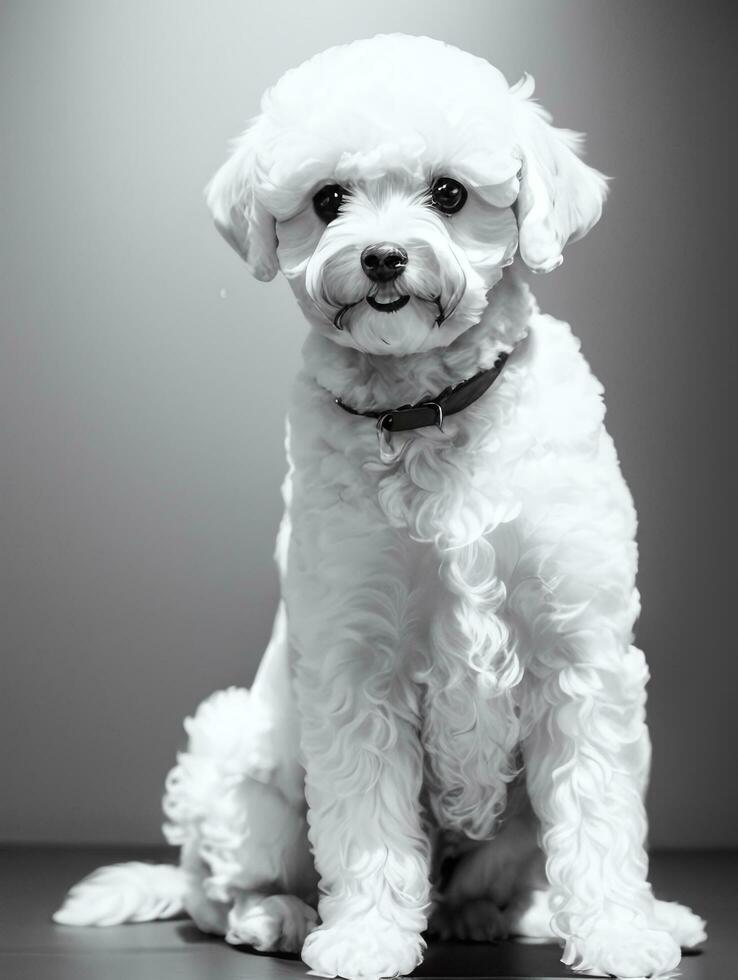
[313,184,348,223]
[430,176,468,215]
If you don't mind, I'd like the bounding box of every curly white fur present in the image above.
[54,34,706,980]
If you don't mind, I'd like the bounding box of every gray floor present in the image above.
[0,847,733,979]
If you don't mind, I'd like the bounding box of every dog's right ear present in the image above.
[205,121,279,282]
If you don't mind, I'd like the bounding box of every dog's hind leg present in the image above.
[225,892,318,952]
[164,602,318,939]
[429,897,508,942]
[56,602,317,933]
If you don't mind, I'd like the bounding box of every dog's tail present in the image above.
[53,862,186,926]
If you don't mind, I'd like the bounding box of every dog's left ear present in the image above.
[205,120,279,281]
[511,75,609,274]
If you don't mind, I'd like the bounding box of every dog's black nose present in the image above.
[361,243,408,283]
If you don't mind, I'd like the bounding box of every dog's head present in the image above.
[207,35,607,356]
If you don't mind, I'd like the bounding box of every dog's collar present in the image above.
[334,349,511,434]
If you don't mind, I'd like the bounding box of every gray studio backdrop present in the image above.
[1,0,734,848]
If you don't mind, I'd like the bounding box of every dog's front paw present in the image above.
[563,924,680,978]
[652,899,707,949]
[301,916,424,980]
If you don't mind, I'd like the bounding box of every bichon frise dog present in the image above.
[55,34,706,980]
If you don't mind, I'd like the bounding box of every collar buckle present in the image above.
[423,401,444,431]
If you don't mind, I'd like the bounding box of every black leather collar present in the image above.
[334,350,510,433]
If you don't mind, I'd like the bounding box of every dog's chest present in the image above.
[289,378,525,543]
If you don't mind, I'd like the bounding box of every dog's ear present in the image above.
[205,121,279,282]
[510,75,608,274]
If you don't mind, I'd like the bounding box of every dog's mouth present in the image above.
[333,294,447,331]
[366,295,410,314]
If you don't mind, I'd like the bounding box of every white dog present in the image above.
[55,34,706,980]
